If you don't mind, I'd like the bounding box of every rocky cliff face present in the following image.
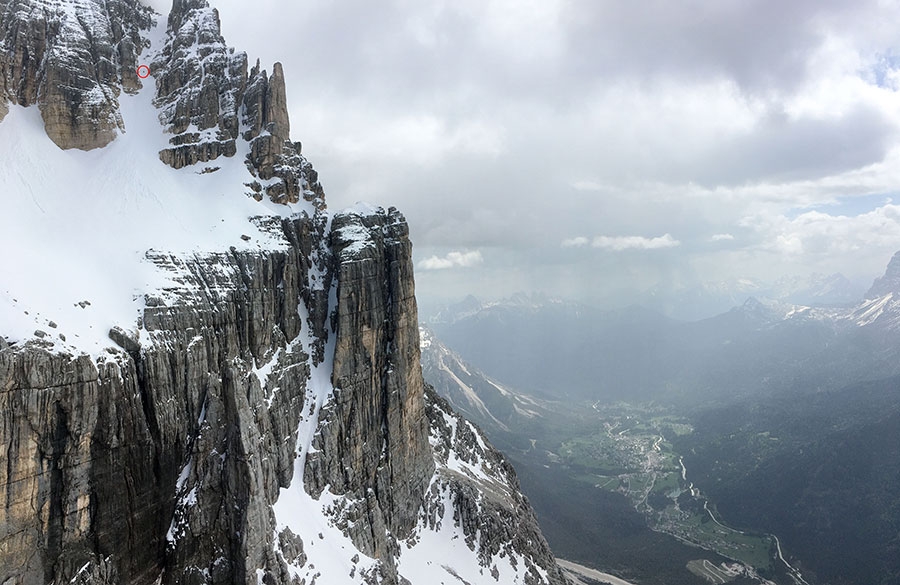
[1,215,324,585]
[0,0,152,149]
[152,0,321,206]
[0,207,567,585]
[0,0,321,205]
[303,209,435,568]
[0,2,568,585]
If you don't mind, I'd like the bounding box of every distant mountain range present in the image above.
[636,272,865,321]
[421,251,900,585]
[426,252,900,404]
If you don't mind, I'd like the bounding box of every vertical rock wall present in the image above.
[304,208,435,567]
[0,216,329,585]
[153,0,323,207]
[2,210,519,585]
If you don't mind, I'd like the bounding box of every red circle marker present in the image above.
[136,65,151,79]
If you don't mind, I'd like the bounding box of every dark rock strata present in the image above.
[0,207,571,585]
[0,215,329,585]
[304,208,435,568]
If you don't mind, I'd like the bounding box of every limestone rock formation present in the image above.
[0,0,153,149]
[0,216,326,585]
[152,0,246,168]
[153,0,323,206]
[303,209,435,568]
[0,2,570,584]
[0,207,569,585]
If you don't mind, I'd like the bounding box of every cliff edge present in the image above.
[0,2,568,584]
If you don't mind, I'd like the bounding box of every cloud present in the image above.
[206,0,900,305]
[591,234,681,251]
[563,234,682,251]
[561,236,589,248]
[571,181,604,191]
[711,233,735,241]
[767,204,900,256]
[417,250,484,270]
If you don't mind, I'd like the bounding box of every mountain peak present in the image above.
[0,0,154,149]
[0,0,324,206]
[866,251,900,299]
[150,0,321,205]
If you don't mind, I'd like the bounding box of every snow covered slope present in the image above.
[420,325,548,435]
[0,9,309,354]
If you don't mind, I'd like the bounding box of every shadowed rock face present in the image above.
[0,209,569,585]
[0,0,153,149]
[304,209,435,566]
[0,216,327,585]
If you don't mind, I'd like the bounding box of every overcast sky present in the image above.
[204,0,900,310]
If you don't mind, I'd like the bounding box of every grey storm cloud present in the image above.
[683,104,896,186]
[560,0,876,91]
[209,0,900,308]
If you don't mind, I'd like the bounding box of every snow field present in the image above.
[0,11,314,356]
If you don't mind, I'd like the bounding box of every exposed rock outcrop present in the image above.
[304,208,435,567]
[0,215,328,585]
[153,0,323,206]
[0,2,570,585]
[866,250,900,299]
[0,207,570,585]
[152,0,246,169]
[0,0,153,148]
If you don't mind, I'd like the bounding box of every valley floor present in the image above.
[503,400,807,585]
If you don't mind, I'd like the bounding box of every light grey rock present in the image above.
[0,0,153,149]
[151,0,323,207]
[304,208,435,572]
[0,211,570,585]
[152,0,245,169]
[108,326,140,354]
[0,215,328,585]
